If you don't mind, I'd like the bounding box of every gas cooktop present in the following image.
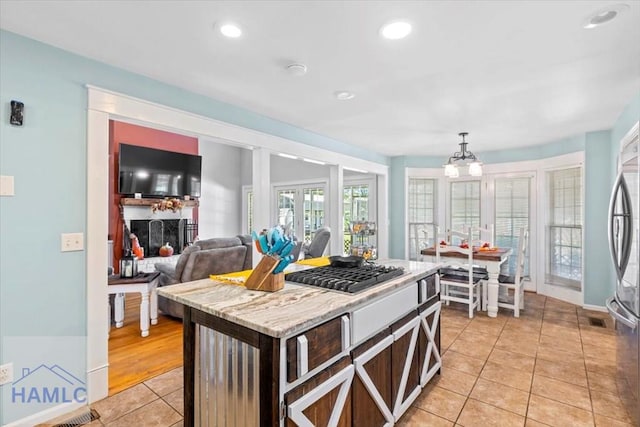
[285,263,405,294]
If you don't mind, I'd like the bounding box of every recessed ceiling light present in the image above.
[286,63,308,76]
[334,91,355,101]
[219,23,242,38]
[583,4,629,29]
[380,21,412,40]
[278,153,298,159]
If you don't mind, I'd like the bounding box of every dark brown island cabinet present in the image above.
[158,259,441,427]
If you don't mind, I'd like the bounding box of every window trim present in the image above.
[536,152,585,304]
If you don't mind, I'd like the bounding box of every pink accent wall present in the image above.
[109,121,199,268]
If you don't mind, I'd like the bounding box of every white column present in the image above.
[329,165,344,256]
[86,108,109,403]
[377,174,389,260]
[252,148,272,267]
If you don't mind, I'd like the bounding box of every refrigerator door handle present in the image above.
[606,297,637,330]
[608,172,633,281]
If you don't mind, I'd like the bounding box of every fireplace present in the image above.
[130,219,198,257]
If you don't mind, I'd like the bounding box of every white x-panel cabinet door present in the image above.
[392,316,421,421]
[420,301,442,387]
[287,364,354,427]
[353,334,395,427]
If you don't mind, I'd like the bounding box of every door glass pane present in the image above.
[343,185,369,254]
[277,189,296,234]
[495,177,530,276]
[303,187,325,244]
[247,190,253,233]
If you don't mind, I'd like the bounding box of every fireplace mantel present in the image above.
[120,197,199,208]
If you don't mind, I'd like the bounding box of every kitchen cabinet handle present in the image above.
[606,297,637,330]
[297,335,309,377]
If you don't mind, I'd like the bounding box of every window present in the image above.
[303,187,325,243]
[546,167,582,289]
[407,178,437,260]
[450,181,481,235]
[246,190,253,234]
[495,177,530,276]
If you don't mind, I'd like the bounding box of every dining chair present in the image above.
[488,227,528,317]
[472,224,495,248]
[436,228,485,318]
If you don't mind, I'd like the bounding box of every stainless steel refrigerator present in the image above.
[607,126,639,427]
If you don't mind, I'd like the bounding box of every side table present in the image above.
[108,272,160,337]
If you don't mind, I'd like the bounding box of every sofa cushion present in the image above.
[181,246,248,281]
[174,244,200,280]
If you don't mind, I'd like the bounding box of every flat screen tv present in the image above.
[118,143,202,198]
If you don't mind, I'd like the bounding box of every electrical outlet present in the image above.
[61,232,84,252]
[0,363,13,385]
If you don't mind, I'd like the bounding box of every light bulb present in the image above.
[444,164,459,178]
[469,162,483,177]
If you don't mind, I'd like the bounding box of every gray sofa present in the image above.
[155,235,252,318]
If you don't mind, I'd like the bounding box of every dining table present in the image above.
[420,246,513,318]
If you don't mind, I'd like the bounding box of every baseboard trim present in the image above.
[582,303,607,313]
[87,363,109,404]
[3,401,85,427]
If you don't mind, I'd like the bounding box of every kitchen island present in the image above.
[158,259,441,427]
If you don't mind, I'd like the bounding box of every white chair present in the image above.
[472,224,495,248]
[488,227,528,317]
[436,228,485,318]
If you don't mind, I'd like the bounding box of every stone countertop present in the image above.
[157,259,440,338]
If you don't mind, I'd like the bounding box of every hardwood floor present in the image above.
[108,293,183,395]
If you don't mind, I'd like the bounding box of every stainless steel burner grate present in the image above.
[285,264,404,293]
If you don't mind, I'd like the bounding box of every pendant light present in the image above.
[443,132,483,177]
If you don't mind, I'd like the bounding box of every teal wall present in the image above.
[584,130,614,306]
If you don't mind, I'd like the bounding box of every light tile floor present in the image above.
[42,293,630,427]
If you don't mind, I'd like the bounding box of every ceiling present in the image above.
[1,1,639,157]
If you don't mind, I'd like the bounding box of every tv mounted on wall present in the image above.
[118,143,202,198]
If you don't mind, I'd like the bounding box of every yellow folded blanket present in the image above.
[209,269,253,286]
[295,256,330,267]
[210,257,330,285]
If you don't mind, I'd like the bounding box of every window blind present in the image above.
[495,177,530,276]
[450,181,481,235]
[546,167,582,289]
[408,178,436,260]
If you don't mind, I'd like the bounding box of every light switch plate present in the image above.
[0,176,15,196]
[0,363,13,385]
[61,233,84,252]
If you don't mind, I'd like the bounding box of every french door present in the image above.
[444,173,536,291]
[275,183,327,244]
[343,180,377,256]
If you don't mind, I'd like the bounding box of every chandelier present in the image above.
[443,132,483,178]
